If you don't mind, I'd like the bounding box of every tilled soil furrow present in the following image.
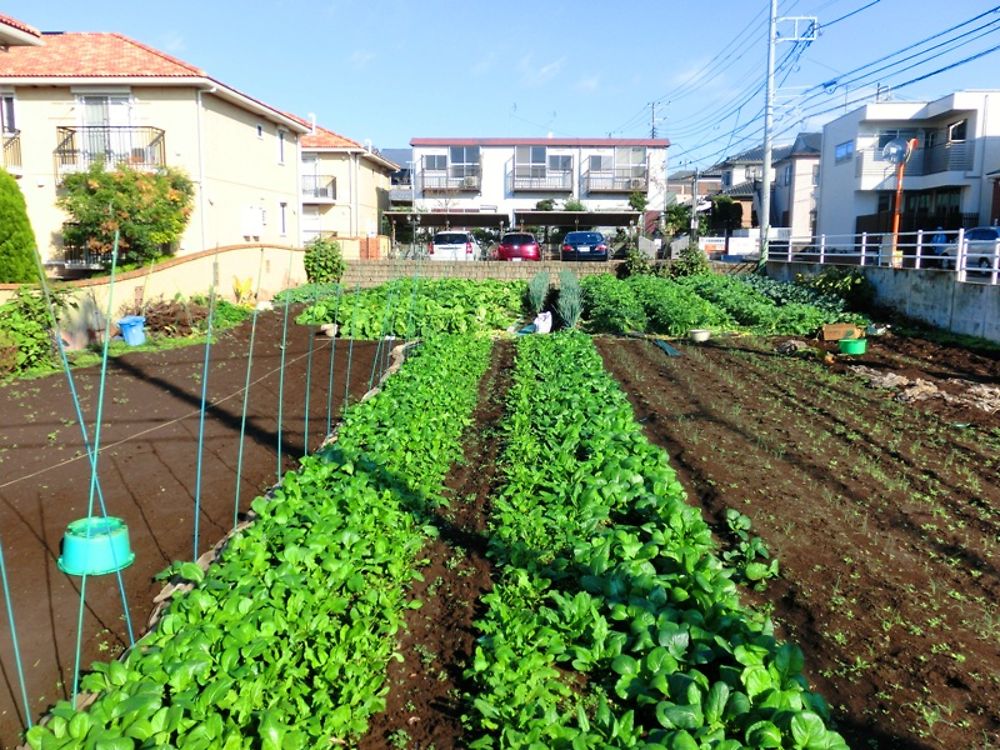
[596,336,1000,750]
[358,341,513,750]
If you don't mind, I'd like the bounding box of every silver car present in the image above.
[940,227,1000,273]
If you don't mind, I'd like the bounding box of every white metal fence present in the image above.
[771,228,1000,286]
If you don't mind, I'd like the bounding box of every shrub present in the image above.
[555,270,582,329]
[668,242,712,277]
[0,286,67,374]
[796,267,875,311]
[526,271,549,314]
[58,163,194,267]
[0,167,38,283]
[303,237,346,284]
[618,246,653,278]
[0,329,17,375]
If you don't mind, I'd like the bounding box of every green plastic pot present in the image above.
[838,338,868,355]
[58,517,135,576]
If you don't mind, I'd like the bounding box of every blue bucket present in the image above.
[117,316,146,346]
[58,517,135,576]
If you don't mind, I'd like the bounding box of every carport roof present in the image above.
[513,210,641,227]
[383,211,510,228]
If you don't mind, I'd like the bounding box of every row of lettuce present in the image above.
[290,273,864,340]
[464,333,847,749]
[26,335,492,749]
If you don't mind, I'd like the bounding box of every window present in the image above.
[834,140,854,164]
[783,164,792,186]
[1,95,15,133]
[616,146,646,177]
[279,201,287,236]
[423,154,446,171]
[589,154,613,173]
[948,119,967,143]
[278,129,286,164]
[812,164,819,185]
[256,123,264,139]
[449,146,480,178]
[515,146,546,178]
[549,154,572,173]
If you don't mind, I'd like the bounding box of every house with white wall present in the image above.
[815,90,1000,240]
[409,137,669,226]
[0,29,310,266]
[772,132,821,239]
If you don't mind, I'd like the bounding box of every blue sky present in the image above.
[7,0,1000,168]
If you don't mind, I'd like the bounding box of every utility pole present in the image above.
[690,168,700,244]
[760,0,778,266]
[650,102,657,139]
[760,6,817,267]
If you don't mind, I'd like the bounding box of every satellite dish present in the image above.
[882,137,912,165]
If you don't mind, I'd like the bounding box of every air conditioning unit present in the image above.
[462,175,478,189]
[629,178,645,189]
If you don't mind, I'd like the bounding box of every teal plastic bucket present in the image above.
[838,338,868,355]
[117,316,146,346]
[58,517,135,576]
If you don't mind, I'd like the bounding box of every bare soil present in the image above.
[0,313,380,747]
[597,334,1000,750]
[358,341,513,750]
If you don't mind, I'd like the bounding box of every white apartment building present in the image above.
[816,90,1000,239]
[409,137,669,224]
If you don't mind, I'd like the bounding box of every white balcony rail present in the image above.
[770,228,1000,285]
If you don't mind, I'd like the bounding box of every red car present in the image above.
[496,232,541,261]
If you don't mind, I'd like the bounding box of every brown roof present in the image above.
[0,31,203,77]
[0,13,41,40]
[411,137,670,148]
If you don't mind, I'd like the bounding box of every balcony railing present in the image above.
[855,141,973,180]
[55,126,166,175]
[511,170,573,192]
[302,174,336,200]
[585,169,648,193]
[420,171,481,193]
[3,131,21,171]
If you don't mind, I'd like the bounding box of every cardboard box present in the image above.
[821,323,864,341]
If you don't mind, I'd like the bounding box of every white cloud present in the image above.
[519,55,566,87]
[471,52,496,77]
[349,50,376,69]
[160,31,185,54]
[576,75,600,93]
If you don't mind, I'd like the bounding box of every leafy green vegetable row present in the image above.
[465,333,847,750]
[580,275,648,335]
[296,278,526,338]
[625,276,733,336]
[27,335,492,750]
[673,276,832,336]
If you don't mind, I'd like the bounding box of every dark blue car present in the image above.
[561,231,609,262]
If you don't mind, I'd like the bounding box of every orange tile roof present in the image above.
[301,124,363,150]
[0,14,41,39]
[0,31,204,77]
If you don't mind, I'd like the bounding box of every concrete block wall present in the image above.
[766,260,1000,343]
[341,260,625,289]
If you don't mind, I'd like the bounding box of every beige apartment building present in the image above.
[295,119,398,245]
[0,30,310,268]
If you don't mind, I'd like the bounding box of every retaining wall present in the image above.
[341,260,625,288]
[766,260,1000,343]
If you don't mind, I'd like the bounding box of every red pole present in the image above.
[890,138,918,268]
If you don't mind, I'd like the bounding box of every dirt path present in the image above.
[596,336,1000,750]
[0,315,380,747]
[358,341,513,750]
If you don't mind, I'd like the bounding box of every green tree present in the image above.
[58,163,195,267]
[664,202,706,238]
[709,195,744,254]
[0,168,38,283]
[628,190,648,212]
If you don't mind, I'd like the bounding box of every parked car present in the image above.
[496,232,541,261]
[429,231,481,261]
[561,231,609,262]
[940,227,1000,273]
